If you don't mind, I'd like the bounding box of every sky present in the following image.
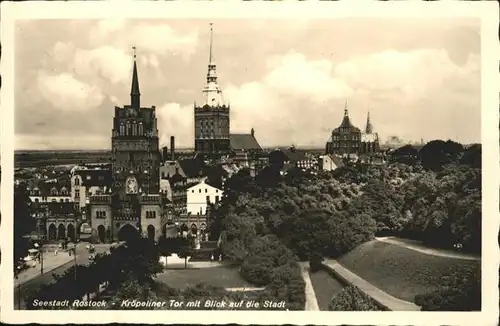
[14,18,481,150]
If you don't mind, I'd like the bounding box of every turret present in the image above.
[365,109,373,134]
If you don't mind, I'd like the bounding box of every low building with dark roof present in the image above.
[160,161,186,180]
[229,128,262,152]
[178,157,206,183]
[282,147,317,171]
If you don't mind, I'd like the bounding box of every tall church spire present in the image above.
[209,22,214,65]
[344,100,349,117]
[202,23,223,107]
[365,109,373,134]
[130,46,141,108]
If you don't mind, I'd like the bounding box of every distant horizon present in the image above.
[13,138,480,153]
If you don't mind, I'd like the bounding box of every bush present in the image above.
[239,235,297,286]
[414,266,481,311]
[309,252,323,273]
[329,285,382,311]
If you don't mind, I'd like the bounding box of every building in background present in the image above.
[282,147,317,171]
[319,154,344,171]
[186,179,223,216]
[194,24,230,155]
[70,164,112,211]
[325,102,380,155]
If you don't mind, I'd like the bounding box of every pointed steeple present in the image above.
[202,23,223,107]
[209,22,214,66]
[340,100,353,127]
[365,109,373,134]
[130,46,141,109]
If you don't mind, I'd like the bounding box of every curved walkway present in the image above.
[376,237,480,261]
[299,262,320,311]
[324,259,420,311]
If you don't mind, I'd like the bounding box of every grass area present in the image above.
[156,266,251,290]
[337,240,481,302]
[308,269,345,311]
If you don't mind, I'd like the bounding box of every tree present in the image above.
[415,265,480,311]
[287,209,334,260]
[14,185,36,265]
[390,144,419,165]
[419,140,464,171]
[460,144,481,169]
[309,252,324,273]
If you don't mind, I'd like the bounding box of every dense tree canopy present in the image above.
[212,139,481,311]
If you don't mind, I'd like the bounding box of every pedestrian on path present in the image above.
[55,248,58,256]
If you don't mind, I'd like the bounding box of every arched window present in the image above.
[120,123,125,135]
[138,123,144,135]
[132,123,137,136]
[50,188,58,196]
[74,177,80,186]
[126,122,131,135]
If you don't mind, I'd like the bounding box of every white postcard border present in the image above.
[1,1,499,325]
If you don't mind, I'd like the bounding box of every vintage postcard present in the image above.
[1,1,498,325]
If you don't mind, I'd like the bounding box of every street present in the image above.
[14,243,110,309]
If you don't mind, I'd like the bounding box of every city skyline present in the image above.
[14,18,481,150]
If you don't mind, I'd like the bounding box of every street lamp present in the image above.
[71,247,77,281]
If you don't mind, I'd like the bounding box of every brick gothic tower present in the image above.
[110,48,161,224]
[329,101,362,154]
[194,23,230,154]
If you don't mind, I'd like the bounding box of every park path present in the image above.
[225,287,265,292]
[375,236,480,261]
[298,262,320,311]
[324,259,420,311]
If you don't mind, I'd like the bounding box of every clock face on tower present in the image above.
[125,176,138,194]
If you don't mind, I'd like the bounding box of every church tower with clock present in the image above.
[90,48,162,243]
[111,48,160,197]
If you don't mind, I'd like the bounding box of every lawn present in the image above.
[308,269,345,311]
[155,265,252,290]
[337,240,481,302]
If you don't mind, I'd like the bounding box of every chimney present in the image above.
[170,136,175,160]
[162,146,168,161]
[251,128,255,137]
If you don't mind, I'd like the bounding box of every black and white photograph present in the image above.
[1,1,498,325]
